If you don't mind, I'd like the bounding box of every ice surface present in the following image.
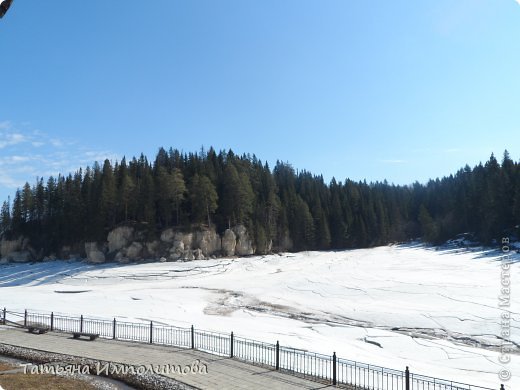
[0,243,518,388]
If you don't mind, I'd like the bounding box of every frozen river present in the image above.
[0,243,518,388]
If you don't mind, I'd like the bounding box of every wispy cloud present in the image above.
[0,132,28,149]
[0,122,120,201]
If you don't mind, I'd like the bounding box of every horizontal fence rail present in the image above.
[0,307,502,390]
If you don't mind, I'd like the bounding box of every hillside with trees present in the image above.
[0,147,518,257]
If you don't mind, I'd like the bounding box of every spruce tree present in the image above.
[190,174,218,228]
[0,198,11,235]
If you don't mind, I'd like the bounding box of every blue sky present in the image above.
[1,1,520,203]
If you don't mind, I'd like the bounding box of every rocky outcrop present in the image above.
[168,232,185,261]
[114,252,129,264]
[43,255,57,262]
[160,228,176,243]
[183,250,195,261]
[1,236,24,258]
[233,225,254,256]
[126,242,143,261]
[180,232,193,250]
[57,244,82,260]
[222,229,236,256]
[194,229,221,257]
[70,224,257,264]
[108,226,134,253]
[0,236,33,263]
[256,239,273,255]
[6,251,32,263]
[193,248,205,260]
[85,242,106,264]
[145,240,162,258]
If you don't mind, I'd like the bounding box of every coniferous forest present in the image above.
[0,147,519,256]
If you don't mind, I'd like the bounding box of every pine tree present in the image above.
[21,182,33,223]
[0,197,11,235]
[100,159,117,230]
[11,190,23,234]
[171,168,187,226]
[221,163,254,227]
[418,205,439,243]
[155,166,174,226]
[190,174,218,228]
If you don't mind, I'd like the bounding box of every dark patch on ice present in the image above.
[54,290,91,294]
[181,286,520,355]
[364,337,382,348]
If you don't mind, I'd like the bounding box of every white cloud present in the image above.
[0,155,31,165]
[0,122,120,201]
[0,173,22,190]
[79,150,120,165]
[0,132,29,149]
[50,138,64,147]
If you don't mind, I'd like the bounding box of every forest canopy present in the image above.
[1,147,518,255]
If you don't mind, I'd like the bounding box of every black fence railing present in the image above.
[0,307,503,390]
[337,358,406,390]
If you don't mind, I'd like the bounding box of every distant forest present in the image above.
[1,147,518,254]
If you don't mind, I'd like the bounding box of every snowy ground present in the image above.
[0,243,518,389]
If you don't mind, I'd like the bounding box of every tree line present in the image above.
[0,147,518,255]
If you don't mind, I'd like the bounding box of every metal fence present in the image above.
[0,307,503,390]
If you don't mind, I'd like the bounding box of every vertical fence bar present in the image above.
[191,325,194,349]
[149,321,153,344]
[80,315,84,332]
[2,307,5,325]
[113,318,116,339]
[405,366,410,390]
[230,332,234,358]
[332,352,337,385]
[276,341,280,370]
[50,312,54,331]
[24,309,27,327]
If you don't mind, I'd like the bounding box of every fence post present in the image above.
[191,325,194,349]
[50,312,54,331]
[2,307,5,325]
[24,309,27,327]
[230,331,234,358]
[332,352,337,385]
[405,366,410,390]
[80,315,84,333]
[275,340,280,370]
[113,318,116,340]
[149,321,153,344]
